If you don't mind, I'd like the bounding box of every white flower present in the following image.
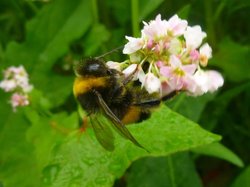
[122,64,138,78]
[142,14,168,39]
[144,72,161,94]
[123,36,144,54]
[199,43,212,66]
[184,26,207,49]
[0,65,33,93]
[167,14,188,36]
[106,61,122,71]
[190,69,224,96]
[0,80,17,92]
[206,70,224,92]
[0,65,33,112]
[120,14,223,97]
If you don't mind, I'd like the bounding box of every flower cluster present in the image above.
[0,66,33,111]
[107,14,223,97]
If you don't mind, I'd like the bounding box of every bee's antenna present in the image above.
[95,46,124,59]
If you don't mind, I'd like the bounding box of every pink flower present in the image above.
[10,93,29,112]
[142,14,168,39]
[0,65,33,93]
[161,81,175,97]
[160,55,197,92]
[190,49,200,61]
[167,14,188,36]
[0,65,33,112]
[120,14,223,97]
[184,26,207,49]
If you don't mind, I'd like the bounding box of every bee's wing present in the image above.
[93,90,146,150]
[89,115,115,151]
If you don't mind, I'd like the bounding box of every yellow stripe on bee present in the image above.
[122,106,141,124]
[73,77,107,96]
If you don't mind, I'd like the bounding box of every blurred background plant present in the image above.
[0,0,249,187]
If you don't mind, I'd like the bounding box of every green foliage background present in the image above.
[0,0,249,187]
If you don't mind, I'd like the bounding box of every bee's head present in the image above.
[74,58,112,77]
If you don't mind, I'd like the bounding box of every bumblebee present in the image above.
[73,58,161,151]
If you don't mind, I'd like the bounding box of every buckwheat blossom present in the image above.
[159,55,197,92]
[111,14,223,97]
[199,43,212,67]
[106,61,122,71]
[123,36,144,54]
[143,72,161,94]
[10,93,30,112]
[122,64,138,78]
[190,69,224,96]
[0,66,33,111]
[167,14,188,36]
[184,26,207,49]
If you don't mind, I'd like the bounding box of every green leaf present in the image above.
[167,93,215,122]
[200,81,250,131]
[192,142,244,167]
[127,152,202,187]
[106,0,130,26]
[42,105,220,187]
[139,0,164,20]
[83,24,111,56]
[26,110,79,172]
[231,166,250,187]
[177,4,191,19]
[0,109,40,187]
[210,37,250,82]
[4,0,92,106]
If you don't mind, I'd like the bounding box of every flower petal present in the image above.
[167,14,188,36]
[123,36,144,54]
[122,64,138,77]
[144,73,161,94]
[184,26,207,49]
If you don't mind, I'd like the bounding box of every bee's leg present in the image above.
[50,121,71,135]
[77,116,89,142]
[79,116,88,133]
